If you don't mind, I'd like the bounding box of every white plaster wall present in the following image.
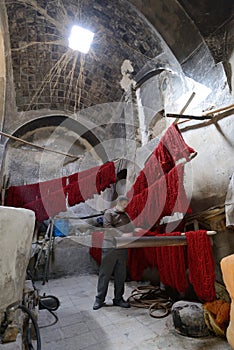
[0,206,35,315]
[182,114,234,211]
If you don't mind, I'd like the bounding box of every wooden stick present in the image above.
[173,92,196,124]
[0,130,81,159]
[180,107,234,133]
[115,230,216,248]
[203,103,234,116]
[180,92,196,115]
[167,113,213,120]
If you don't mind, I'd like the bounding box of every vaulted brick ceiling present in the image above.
[5,0,234,114]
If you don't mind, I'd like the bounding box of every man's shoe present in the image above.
[93,301,105,310]
[113,299,130,308]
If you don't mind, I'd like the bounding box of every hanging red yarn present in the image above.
[6,183,40,207]
[23,188,66,222]
[143,174,167,229]
[23,198,48,222]
[126,187,148,227]
[126,171,147,200]
[154,232,188,293]
[39,177,66,196]
[43,189,67,218]
[65,162,116,206]
[153,141,175,174]
[164,164,192,216]
[161,124,195,162]
[66,181,85,207]
[185,230,216,302]
[127,247,154,281]
[144,153,164,186]
[96,162,116,194]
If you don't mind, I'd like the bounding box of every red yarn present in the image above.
[144,154,164,186]
[66,162,116,206]
[144,175,167,228]
[6,183,40,207]
[164,164,192,216]
[6,176,66,208]
[23,198,48,222]
[127,166,190,230]
[161,124,195,162]
[44,189,67,218]
[154,232,188,293]
[39,177,66,196]
[68,166,100,184]
[126,171,147,200]
[153,141,175,174]
[126,231,188,289]
[66,181,84,207]
[23,188,66,222]
[127,247,153,281]
[126,188,148,227]
[89,230,216,301]
[185,230,216,302]
[96,162,116,194]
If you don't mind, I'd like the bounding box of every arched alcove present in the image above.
[2,115,108,186]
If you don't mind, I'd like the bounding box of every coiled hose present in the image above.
[127,285,173,318]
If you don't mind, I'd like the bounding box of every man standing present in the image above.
[93,195,135,310]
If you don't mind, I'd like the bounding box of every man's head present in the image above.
[116,195,129,212]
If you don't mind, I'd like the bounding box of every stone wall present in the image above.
[0,206,35,323]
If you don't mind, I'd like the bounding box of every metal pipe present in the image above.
[115,231,216,249]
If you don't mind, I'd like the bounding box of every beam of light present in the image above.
[68,25,94,54]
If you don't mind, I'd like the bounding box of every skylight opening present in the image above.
[68,25,94,54]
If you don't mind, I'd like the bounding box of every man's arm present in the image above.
[103,211,123,238]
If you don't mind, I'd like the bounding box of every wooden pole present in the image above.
[166,113,213,120]
[173,92,196,124]
[0,130,81,159]
[115,231,216,248]
[202,103,234,116]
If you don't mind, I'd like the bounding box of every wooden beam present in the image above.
[202,103,234,116]
[0,130,80,159]
[115,231,216,248]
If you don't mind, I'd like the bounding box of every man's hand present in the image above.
[134,227,142,233]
